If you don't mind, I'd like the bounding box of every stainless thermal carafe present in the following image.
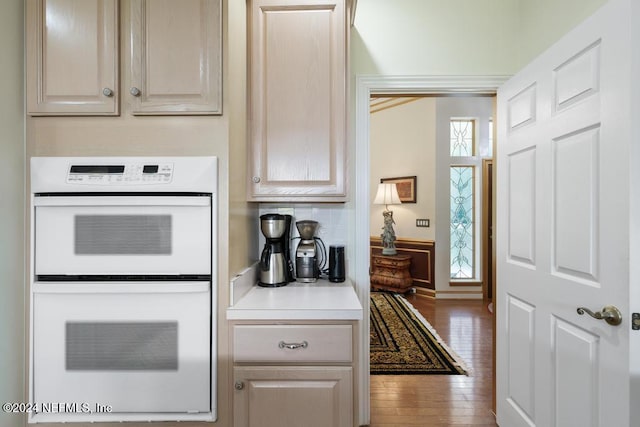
[259,214,292,287]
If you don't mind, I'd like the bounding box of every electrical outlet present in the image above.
[416,219,430,228]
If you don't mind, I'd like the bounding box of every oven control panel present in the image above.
[66,163,174,185]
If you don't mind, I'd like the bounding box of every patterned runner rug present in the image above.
[370,292,467,375]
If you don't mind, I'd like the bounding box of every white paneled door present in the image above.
[497,1,639,426]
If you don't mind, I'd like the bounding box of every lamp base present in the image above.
[381,247,397,256]
[380,209,398,256]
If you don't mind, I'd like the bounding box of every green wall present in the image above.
[352,0,520,76]
[0,0,25,426]
[352,0,609,76]
[516,0,608,67]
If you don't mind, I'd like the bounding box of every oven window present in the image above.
[66,322,178,371]
[74,215,172,255]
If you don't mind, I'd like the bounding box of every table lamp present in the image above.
[373,182,401,255]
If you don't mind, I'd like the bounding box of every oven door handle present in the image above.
[33,195,211,207]
[32,282,210,294]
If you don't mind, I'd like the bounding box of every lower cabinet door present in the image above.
[233,366,353,427]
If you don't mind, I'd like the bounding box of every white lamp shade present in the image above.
[373,183,401,205]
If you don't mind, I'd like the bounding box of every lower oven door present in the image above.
[31,282,212,422]
[34,195,212,276]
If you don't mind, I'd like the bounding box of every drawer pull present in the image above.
[278,340,308,350]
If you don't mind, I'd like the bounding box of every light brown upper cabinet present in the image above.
[129,0,221,115]
[26,0,222,116]
[247,0,348,201]
[26,0,120,115]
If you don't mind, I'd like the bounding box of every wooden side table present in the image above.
[370,254,413,293]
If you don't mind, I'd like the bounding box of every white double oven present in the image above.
[29,157,217,423]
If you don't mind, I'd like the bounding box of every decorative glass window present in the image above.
[450,120,475,156]
[450,166,475,279]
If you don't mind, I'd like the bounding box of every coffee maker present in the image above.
[259,214,294,287]
[295,220,321,282]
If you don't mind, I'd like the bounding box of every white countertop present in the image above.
[226,280,363,320]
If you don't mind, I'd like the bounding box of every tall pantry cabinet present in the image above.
[26,0,222,116]
[247,0,349,201]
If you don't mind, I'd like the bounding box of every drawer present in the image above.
[233,324,352,363]
[372,255,411,268]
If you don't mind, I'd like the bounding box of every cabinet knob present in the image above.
[102,87,114,97]
[130,87,142,97]
[252,176,261,183]
[234,381,245,391]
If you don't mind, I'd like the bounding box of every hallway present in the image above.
[369,297,497,426]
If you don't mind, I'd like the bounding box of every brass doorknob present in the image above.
[577,305,622,326]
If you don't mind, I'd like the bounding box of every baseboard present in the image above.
[414,287,436,299]
[436,290,483,300]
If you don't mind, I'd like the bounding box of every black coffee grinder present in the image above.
[258,214,294,287]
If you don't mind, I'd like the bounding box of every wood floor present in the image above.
[369,296,497,426]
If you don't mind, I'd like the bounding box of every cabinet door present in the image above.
[129,0,222,115]
[248,0,347,201]
[234,366,353,427]
[26,0,119,115]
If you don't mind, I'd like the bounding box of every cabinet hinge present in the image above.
[632,313,640,330]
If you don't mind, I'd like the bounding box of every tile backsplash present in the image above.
[257,203,349,260]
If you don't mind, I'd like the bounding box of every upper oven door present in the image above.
[34,195,212,276]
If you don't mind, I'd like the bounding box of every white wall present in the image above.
[0,1,24,426]
[369,98,436,241]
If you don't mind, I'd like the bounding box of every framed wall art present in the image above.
[380,176,417,203]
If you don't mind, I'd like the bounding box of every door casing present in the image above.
[354,75,509,425]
